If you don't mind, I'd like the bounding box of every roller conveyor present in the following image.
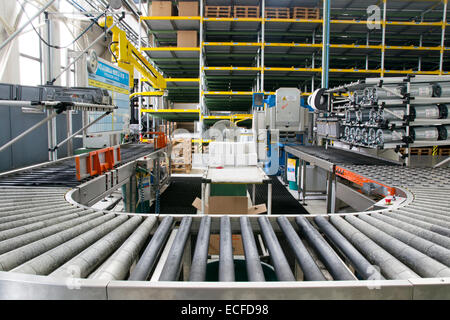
[0,148,449,299]
[0,144,155,187]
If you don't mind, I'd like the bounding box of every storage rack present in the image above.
[325,75,450,166]
[135,0,450,133]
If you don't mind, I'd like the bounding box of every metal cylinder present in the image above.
[330,215,420,280]
[240,216,265,282]
[345,215,450,278]
[375,129,406,146]
[412,105,441,119]
[410,84,438,97]
[345,110,357,123]
[0,212,103,255]
[11,215,128,275]
[373,86,405,100]
[159,216,193,281]
[388,211,450,238]
[295,216,355,280]
[378,107,406,121]
[314,216,384,280]
[410,127,440,141]
[0,214,116,271]
[368,128,377,145]
[276,216,325,281]
[128,216,174,281]
[50,216,143,279]
[189,216,211,281]
[356,109,371,123]
[359,214,450,267]
[258,216,295,281]
[91,216,157,281]
[371,213,450,250]
[219,216,235,282]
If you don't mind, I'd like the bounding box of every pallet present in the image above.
[172,164,192,173]
[400,147,432,155]
[205,6,232,18]
[265,7,290,19]
[292,7,320,19]
[439,147,450,156]
[234,6,260,18]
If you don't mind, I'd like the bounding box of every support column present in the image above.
[326,171,336,213]
[439,0,448,74]
[381,0,387,77]
[321,0,330,88]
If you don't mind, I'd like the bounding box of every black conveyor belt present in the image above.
[0,144,155,188]
[286,146,398,166]
[154,176,309,215]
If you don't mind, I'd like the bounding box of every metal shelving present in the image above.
[135,0,450,128]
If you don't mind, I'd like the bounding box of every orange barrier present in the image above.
[335,166,396,196]
[75,146,121,180]
[141,131,168,149]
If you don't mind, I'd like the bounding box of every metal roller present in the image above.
[159,216,193,281]
[330,215,420,280]
[401,206,450,222]
[0,210,92,232]
[345,110,357,123]
[373,86,405,100]
[11,215,128,275]
[410,127,440,141]
[375,129,406,146]
[0,212,103,255]
[356,109,371,123]
[409,84,438,97]
[371,213,450,250]
[378,107,406,121]
[189,216,211,282]
[0,207,87,224]
[361,128,369,145]
[128,216,174,281]
[359,214,450,267]
[0,203,75,218]
[0,199,65,213]
[240,216,265,282]
[412,105,441,119]
[397,210,450,229]
[0,203,73,217]
[368,128,377,145]
[90,216,157,281]
[386,212,450,238]
[219,216,235,282]
[258,216,295,281]
[276,216,325,281]
[295,216,355,281]
[50,216,143,279]
[345,215,450,278]
[314,216,384,280]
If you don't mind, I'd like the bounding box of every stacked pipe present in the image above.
[333,77,450,148]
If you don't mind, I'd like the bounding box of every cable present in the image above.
[18,0,106,50]
[109,41,119,63]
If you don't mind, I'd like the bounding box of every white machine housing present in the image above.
[265,88,307,132]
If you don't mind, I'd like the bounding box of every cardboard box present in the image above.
[209,234,244,255]
[192,196,267,214]
[150,1,173,16]
[177,30,198,47]
[178,1,199,16]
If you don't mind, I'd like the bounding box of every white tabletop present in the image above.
[205,166,269,184]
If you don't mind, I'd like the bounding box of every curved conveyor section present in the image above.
[0,158,449,299]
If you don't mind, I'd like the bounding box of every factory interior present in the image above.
[1,0,450,302]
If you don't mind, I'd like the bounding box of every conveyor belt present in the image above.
[0,144,154,187]
[286,145,398,166]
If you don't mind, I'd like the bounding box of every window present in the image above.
[17,1,43,86]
